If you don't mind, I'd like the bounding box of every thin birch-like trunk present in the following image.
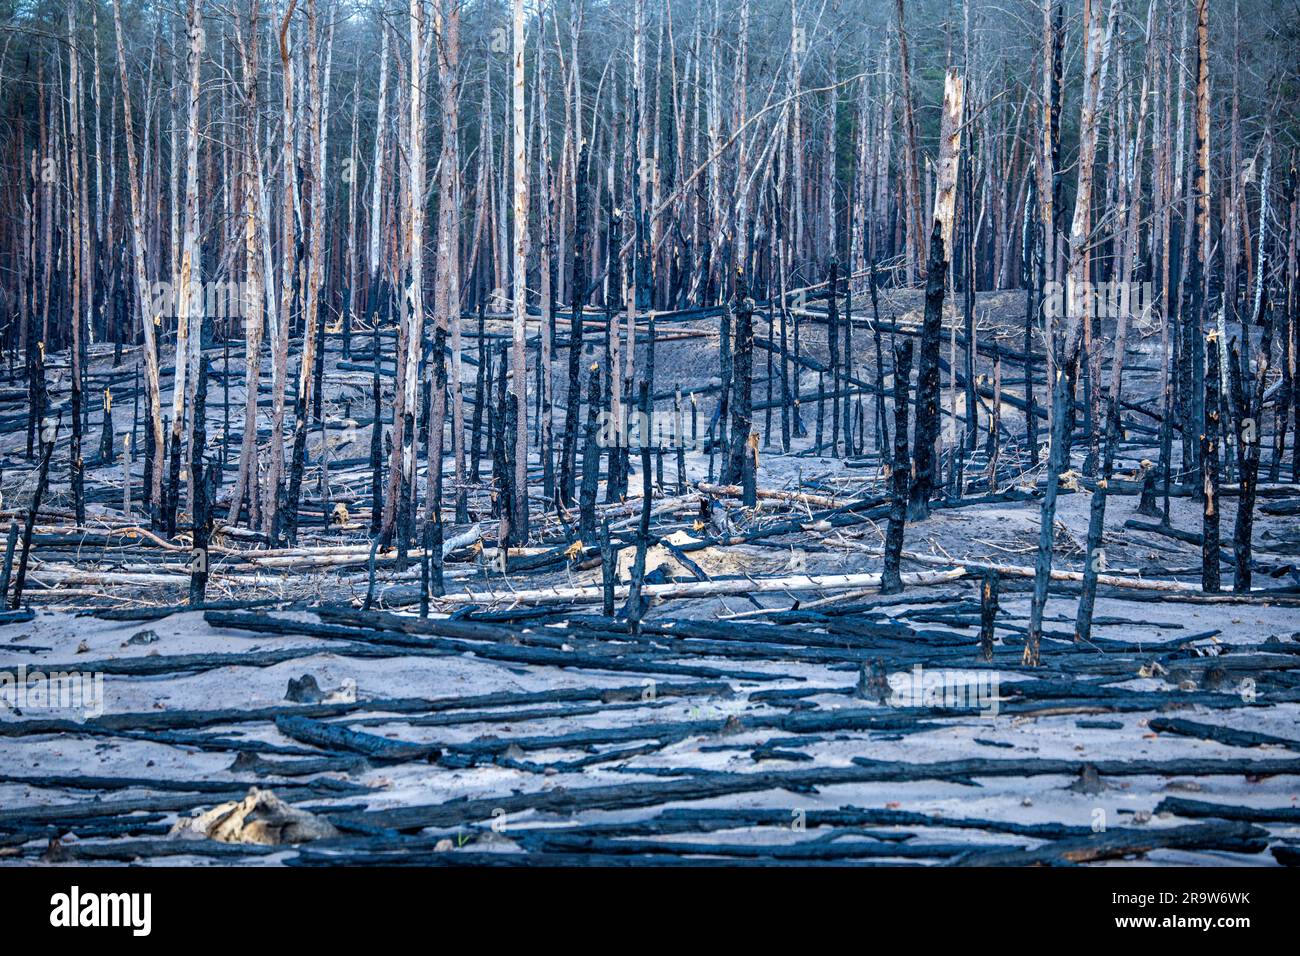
[510,0,530,543]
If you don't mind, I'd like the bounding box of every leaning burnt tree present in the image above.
[1025,0,1111,666]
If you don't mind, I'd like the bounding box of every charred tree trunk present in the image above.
[427,326,447,598]
[99,389,115,464]
[1023,174,1039,465]
[578,363,601,542]
[1202,334,1222,592]
[471,296,487,483]
[1024,346,1075,667]
[189,357,211,606]
[869,262,889,454]
[882,338,913,594]
[978,570,1000,662]
[510,0,530,544]
[909,222,946,519]
[828,259,840,455]
[499,391,520,547]
[560,142,590,509]
[725,273,754,485]
[112,0,164,520]
[10,412,59,610]
[623,381,653,625]
[369,364,384,536]
[1229,144,1274,593]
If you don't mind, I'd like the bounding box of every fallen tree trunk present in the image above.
[274,715,442,764]
[950,820,1268,866]
[428,569,967,607]
[333,756,1300,831]
[1147,716,1300,752]
[696,482,840,510]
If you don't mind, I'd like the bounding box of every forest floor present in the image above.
[2,288,1299,866]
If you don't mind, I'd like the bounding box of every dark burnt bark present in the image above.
[99,388,115,464]
[600,516,615,617]
[578,363,601,542]
[10,411,59,609]
[978,570,1000,662]
[1024,343,1075,667]
[623,381,653,626]
[189,356,211,606]
[725,273,754,485]
[164,417,182,537]
[559,141,589,509]
[828,260,840,455]
[909,221,947,520]
[869,260,889,454]
[881,338,913,594]
[428,325,447,598]
[500,391,520,547]
[369,365,384,536]
[1201,335,1221,592]
[1024,174,1039,466]
[471,294,487,483]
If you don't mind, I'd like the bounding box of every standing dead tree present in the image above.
[882,338,913,594]
[111,0,164,523]
[265,0,298,541]
[725,271,755,486]
[1025,0,1112,665]
[908,68,962,520]
[227,0,265,528]
[510,0,530,545]
[283,0,330,547]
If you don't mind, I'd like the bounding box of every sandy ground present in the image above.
[2,289,1298,865]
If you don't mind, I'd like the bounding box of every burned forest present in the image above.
[1,0,1300,878]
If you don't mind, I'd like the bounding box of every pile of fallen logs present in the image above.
[3,586,1299,865]
[7,471,1297,618]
